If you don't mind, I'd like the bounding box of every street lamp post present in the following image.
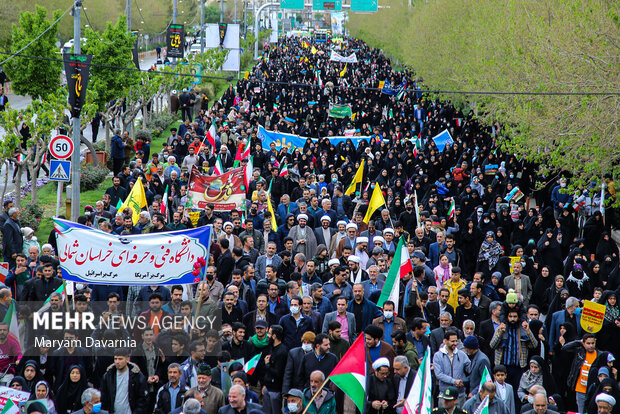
[71,0,82,221]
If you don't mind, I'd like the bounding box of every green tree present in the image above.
[204,5,221,23]
[348,0,620,191]
[5,5,63,99]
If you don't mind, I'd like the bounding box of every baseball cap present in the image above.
[285,389,304,399]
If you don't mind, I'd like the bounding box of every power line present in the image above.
[1,49,619,97]
[0,5,73,66]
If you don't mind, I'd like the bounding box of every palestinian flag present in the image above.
[213,155,224,175]
[402,347,432,414]
[161,185,169,216]
[233,144,243,167]
[206,124,217,154]
[37,284,66,314]
[377,237,412,313]
[0,398,19,414]
[448,199,455,220]
[243,353,261,375]
[279,164,288,177]
[328,334,366,412]
[3,300,22,353]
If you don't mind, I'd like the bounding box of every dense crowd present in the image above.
[0,36,619,414]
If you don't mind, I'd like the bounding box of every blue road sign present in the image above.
[50,160,71,182]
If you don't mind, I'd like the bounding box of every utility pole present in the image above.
[173,0,178,24]
[71,0,82,221]
[234,0,237,22]
[220,0,224,23]
[200,0,205,53]
[126,0,132,32]
[243,0,248,37]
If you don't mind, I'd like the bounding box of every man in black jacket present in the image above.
[2,208,22,268]
[101,348,148,414]
[154,363,187,414]
[262,325,288,414]
[131,327,167,413]
[298,333,338,390]
[216,239,235,285]
[28,263,62,303]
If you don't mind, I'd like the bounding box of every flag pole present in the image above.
[300,377,330,414]
[62,279,70,312]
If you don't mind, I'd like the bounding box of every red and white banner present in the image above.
[188,166,246,211]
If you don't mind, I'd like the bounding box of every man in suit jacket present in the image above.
[548,296,582,353]
[255,242,283,280]
[501,262,533,306]
[314,216,336,250]
[493,365,516,414]
[216,239,235,285]
[2,208,22,268]
[360,221,383,246]
[430,312,463,355]
[428,231,447,268]
[276,195,298,222]
[470,281,492,321]
[322,297,356,341]
[393,355,415,406]
[479,301,503,360]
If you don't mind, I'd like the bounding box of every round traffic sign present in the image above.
[49,135,74,160]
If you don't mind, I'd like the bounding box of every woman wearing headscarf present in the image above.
[585,351,618,402]
[585,378,620,414]
[533,266,554,313]
[460,219,483,277]
[544,287,569,333]
[9,376,27,392]
[565,263,593,299]
[55,365,88,414]
[518,358,544,404]
[596,231,619,266]
[597,291,620,353]
[551,322,578,396]
[18,360,43,394]
[476,231,504,278]
[527,319,549,360]
[583,211,605,255]
[31,380,57,414]
[537,228,564,277]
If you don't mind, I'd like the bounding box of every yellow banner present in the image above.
[509,256,521,272]
[189,211,201,226]
[580,300,606,333]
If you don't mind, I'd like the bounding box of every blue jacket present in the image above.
[111,134,125,159]
[323,280,353,308]
[549,309,582,352]
[279,314,314,349]
[433,346,471,394]
[277,202,298,221]
[347,298,382,331]
[551,184,572,211]
[428,241,446,268]
[468,348,491,394]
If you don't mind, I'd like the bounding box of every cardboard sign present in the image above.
[580,300,606,333]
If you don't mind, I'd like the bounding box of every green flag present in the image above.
[328,104,352,119]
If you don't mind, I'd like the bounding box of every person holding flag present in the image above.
[462,381,509,414]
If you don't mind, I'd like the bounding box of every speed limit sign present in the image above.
[49,135,74,160]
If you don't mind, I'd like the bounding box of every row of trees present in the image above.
[348,0,619,192]
[0,6,229,208]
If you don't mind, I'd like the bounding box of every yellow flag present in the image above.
[352,112,357,121]
[119,177,147,224]
[345,159,364,196]
[363,183,387,223]
[378,81,385,89]
[311,45,318,55]
[339,63,347,77]
[244,71,249,79]
[266,188,278,231]
[581,300,606,333]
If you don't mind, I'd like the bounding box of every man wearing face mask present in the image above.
[372,301,407,345]
[279,296,314,350]
[283,389,304,414]
[551,178,572,218]
[282,331,315,394]
[398,200,417,236]
[73,388,107,414]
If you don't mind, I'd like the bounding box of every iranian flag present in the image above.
[241,144,251,160]
[3,300,22,353]
[213,155,224,175]
[243,353,261,375]
[377,237,412,313]
[0,398,19,414]
[328,334,366,412]
[473,395,490,414]
[402,347,433,414]
[206,124,217,154]
[37,284,66,314]
[244,156,254,189]
[447,198,456,220]
[279,164,288,177]
[161,185,169,216]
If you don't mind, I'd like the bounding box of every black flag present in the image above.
[64,54,92,118]
[218,23,228,47]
